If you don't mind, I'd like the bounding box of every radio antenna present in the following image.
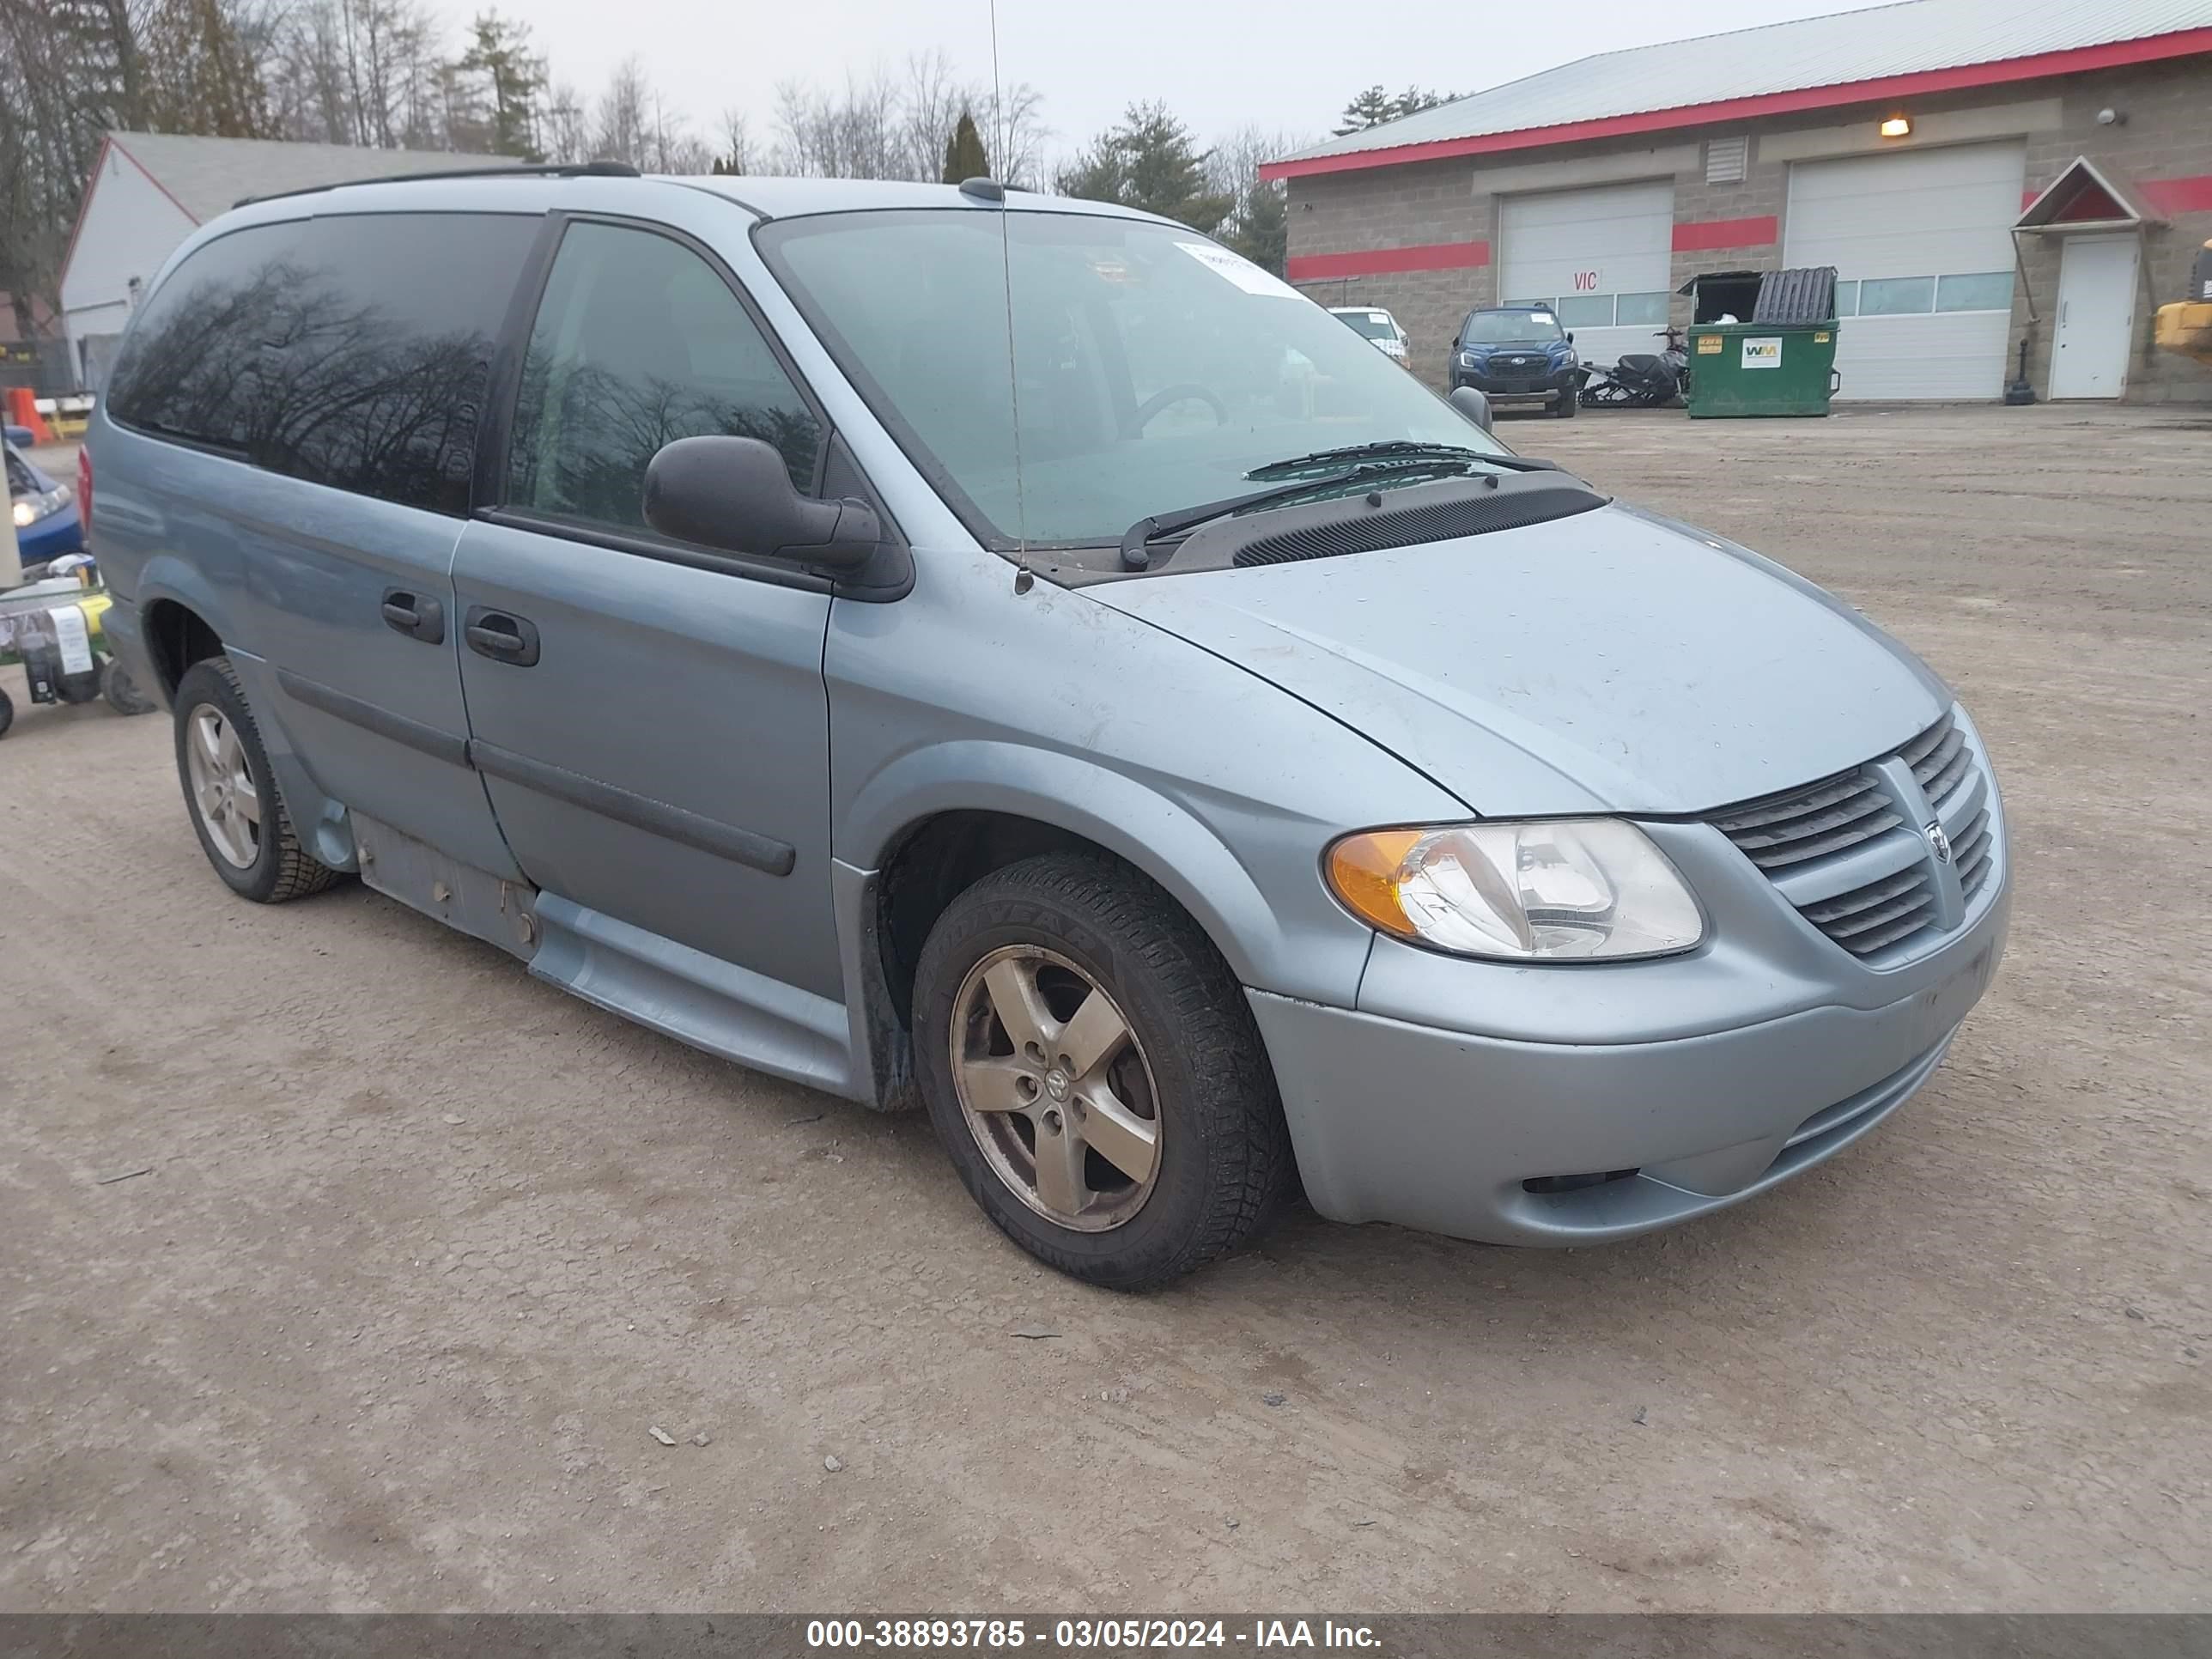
[987,0,1033,592]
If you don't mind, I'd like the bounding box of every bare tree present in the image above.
[592,54,650,169]
[773,68,902,179]
[542,80,587,163]
[981,80,1048,188]
[896,49,969,183]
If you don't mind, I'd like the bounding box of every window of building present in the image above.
[1934,271,2014,313]
[106,213,535,514]
[1613,291,1672,326]
[506,222,822,532]
[1858,276,1938,316]
[1554,294,1613,327]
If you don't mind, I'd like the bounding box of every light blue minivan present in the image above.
[88,167,2008,1287]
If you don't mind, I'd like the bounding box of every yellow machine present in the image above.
[2154,238,2212,369]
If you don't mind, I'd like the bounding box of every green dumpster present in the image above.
[1677,265,1842,418]
[1686,320,1841,417]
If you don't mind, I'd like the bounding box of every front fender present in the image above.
[838,738,1317,996]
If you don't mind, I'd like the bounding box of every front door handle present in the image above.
[381,588,444,643]
[464,605,540,666]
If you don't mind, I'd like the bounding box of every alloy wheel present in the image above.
[949,945,1163,1232]
[185,704,261,868]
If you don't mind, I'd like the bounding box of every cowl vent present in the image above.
[1224,479,1607,568]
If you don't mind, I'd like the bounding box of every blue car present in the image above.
[8,430,84,577]
[1448,305,1579,417]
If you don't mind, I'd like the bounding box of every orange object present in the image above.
[5,386,52,443]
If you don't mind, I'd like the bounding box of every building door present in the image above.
[1498,181,1675,369]
[1784,142,2025,400]
[2049,234,2139,399]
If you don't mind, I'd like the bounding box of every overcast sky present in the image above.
[423,0,1878,162]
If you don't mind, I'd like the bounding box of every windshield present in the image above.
[1463,310,1564,345]
[1334,310,1395,340]
[759,210,1504,548]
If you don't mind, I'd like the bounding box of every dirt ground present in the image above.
[3,405,2209,1614]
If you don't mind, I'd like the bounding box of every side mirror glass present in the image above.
[1448,385,1493,433]
[643,435,879,571]
[1565,331,1575,343]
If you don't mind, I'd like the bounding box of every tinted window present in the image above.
[106,214,534,514]
[506,222,821,532]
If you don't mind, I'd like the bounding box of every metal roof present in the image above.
[1274,0,2212,172]
[106,131,518,222]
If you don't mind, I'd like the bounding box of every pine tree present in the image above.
[940,108,990,184]
[1225,178,1288,276]
[1055,102,1231,234]
[457,10,546,158]
[1334,85,1395,136]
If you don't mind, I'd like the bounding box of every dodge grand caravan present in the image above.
[89,168,2009,1289]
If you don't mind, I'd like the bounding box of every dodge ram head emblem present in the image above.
[1924,821,1954,864]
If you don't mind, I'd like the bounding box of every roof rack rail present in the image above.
[235,158,641,210]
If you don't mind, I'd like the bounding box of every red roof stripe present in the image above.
[1286,240,1492,281]
[1261,28,2212,181]
[1672,215,1780,252]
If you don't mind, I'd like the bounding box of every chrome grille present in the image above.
[1705,711,1994,961]
[1706,771,1900,871]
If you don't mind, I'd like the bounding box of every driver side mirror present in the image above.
[1449,386,1493,433]
[643,436,881,572]
[1565,331,1575,344]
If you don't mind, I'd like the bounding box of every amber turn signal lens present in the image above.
[1326,830,1425,936]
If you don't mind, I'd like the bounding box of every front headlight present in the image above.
[1327,821,1704,962]
[12,484,68,527]
[1457,350,1480,368]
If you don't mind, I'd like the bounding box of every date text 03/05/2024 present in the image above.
[805,1620,1382,1650]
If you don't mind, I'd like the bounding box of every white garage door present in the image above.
[1784,143,2025,400]
[1499,180,1675,369]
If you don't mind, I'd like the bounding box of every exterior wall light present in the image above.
[1880,116,1912,138]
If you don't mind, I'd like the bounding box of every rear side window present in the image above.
[504,222,821,532]
[106,213,535,514]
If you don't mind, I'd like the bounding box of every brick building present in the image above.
[1263,0,2212,404]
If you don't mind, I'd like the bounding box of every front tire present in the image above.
[1553,386,1579,417]
[913,853,1295,1290]
[172,657,342,903]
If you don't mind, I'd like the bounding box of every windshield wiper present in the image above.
[1244,440,1559,480]
[1118,459,1474,571]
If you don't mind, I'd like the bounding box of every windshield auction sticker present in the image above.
[1176,241,1303,299]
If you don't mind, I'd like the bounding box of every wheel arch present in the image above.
[137,561,236,699]
[842,744,1294,1026]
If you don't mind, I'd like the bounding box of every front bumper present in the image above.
[1449,363,1573,403]
[1250,758,2011,1247]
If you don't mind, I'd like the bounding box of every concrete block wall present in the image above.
[1285,53,2212,402]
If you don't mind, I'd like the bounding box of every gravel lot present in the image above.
[3,405,2208,1613]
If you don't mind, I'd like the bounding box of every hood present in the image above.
[1085,501,1949,817]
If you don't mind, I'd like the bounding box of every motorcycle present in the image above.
[1579,326,1691,408]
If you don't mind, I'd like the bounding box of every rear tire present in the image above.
[913,853,1295,1290]
[173,656,343,903]
[101,655,155,715]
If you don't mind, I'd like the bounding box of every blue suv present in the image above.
[1448,306,1578,418]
